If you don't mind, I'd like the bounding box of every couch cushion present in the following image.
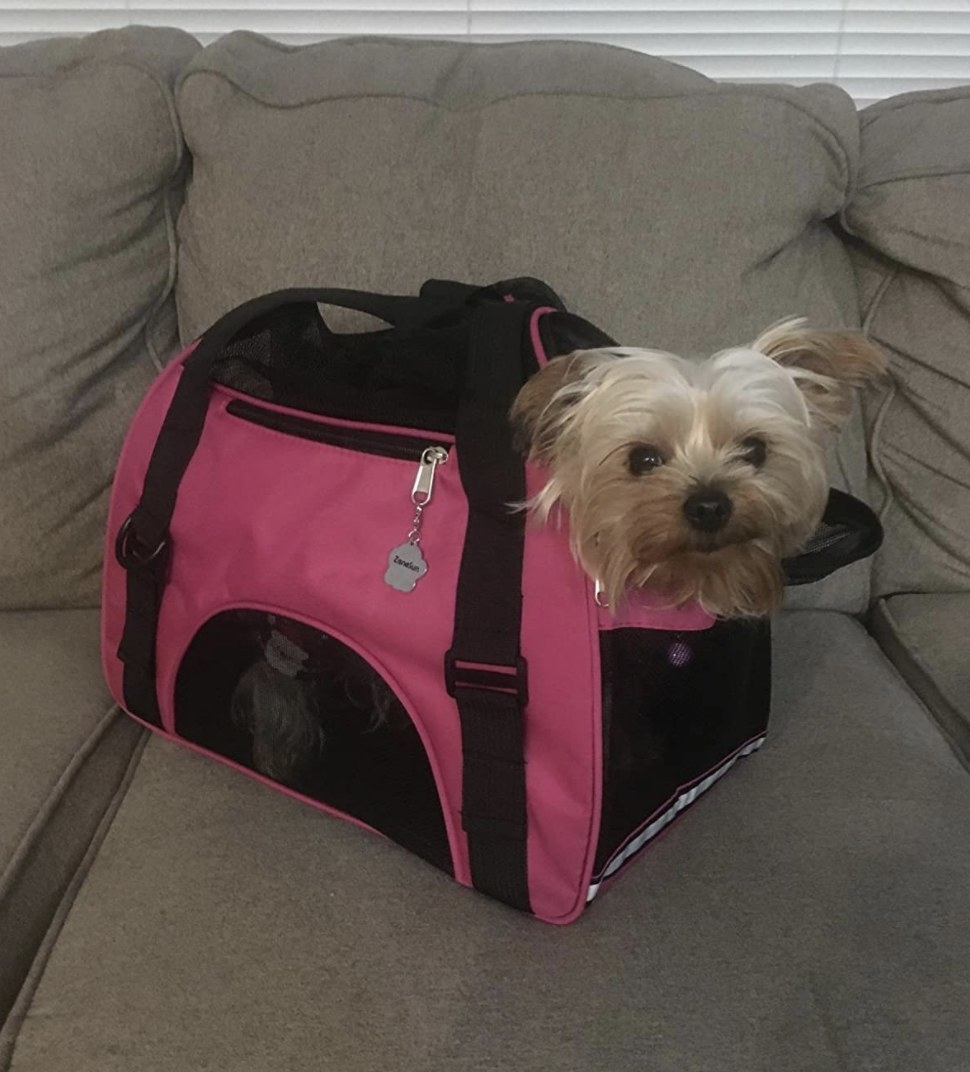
[4,612,968,1071]
[870,594,970,769]
[0,27,199,609]
[0,611,143,1029]
[842,88,970,596]
[175,34,875,613]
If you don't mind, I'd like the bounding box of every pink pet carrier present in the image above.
[102,279,880,924]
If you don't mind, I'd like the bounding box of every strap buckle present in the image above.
[115,513,169,571]
[445,651,529,707]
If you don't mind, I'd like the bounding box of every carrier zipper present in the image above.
[411,446,448,508]
[225,398,444,462]
[384,446,450,592]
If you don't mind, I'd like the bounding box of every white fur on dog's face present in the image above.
[511,320,885,618]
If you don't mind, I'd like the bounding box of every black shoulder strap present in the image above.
[447,299,536,913]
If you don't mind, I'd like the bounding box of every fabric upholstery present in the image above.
[0,27,199,609]
[4,612,968,1071]
[0,611,143,1028]
[870,594,970,769]
[174,34,873,612]
[843,88,970,595]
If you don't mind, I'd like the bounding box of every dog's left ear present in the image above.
[510,351,599,461]
[753,319,887,431]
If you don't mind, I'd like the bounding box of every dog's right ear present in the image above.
[752,319,887,433]
[510,351,598,461]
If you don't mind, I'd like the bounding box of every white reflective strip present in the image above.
[586,735,766,902]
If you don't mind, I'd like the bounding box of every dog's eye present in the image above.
[739,436,767,468]
[627,444,666,475]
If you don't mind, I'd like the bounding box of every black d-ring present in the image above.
[115,513,168,570]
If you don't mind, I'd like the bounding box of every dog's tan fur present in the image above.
[511,319,885,618]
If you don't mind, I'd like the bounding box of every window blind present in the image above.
[2,1,969,106]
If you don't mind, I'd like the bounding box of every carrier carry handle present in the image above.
[191,285,449,343]
[186,277,567,353]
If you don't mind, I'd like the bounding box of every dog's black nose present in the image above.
[683,489,733,532]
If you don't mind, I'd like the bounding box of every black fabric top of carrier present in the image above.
[204,276,882,585]
[209,277,594,434]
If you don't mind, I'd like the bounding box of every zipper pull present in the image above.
[411,446,448,508]
[384,446,449,592]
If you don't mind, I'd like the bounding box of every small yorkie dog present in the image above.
[511,319,885,619]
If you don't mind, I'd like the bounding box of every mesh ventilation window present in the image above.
[207,301,616,433]
[595,619,771,879]
[174,610,453,875]
[783,488,883,586]
[210,303,470,433]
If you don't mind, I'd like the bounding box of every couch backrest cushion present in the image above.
[843,89,970,596]
[175,34,870,611]
[0,27,199,609]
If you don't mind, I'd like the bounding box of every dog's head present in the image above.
[510,319,885,618]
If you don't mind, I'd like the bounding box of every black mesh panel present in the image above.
[209,302,615,434]
[211,304,469,433]
[174,610,453,875]
[783,488,883,586]
[594,619,771,880]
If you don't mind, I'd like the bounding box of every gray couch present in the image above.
[1,28,968,1072]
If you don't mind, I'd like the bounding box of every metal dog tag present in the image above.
[384,541,428,592]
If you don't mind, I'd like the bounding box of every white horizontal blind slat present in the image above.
[468,13,845,33]
[1,1,969,103]
[128,0,465,7]
[851,0,970,10]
